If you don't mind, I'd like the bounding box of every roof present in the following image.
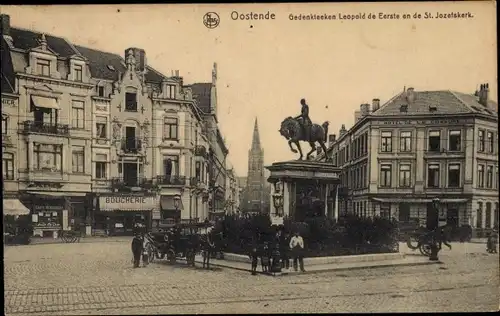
[373,90,498,117]
[74,45,126,81]
[1,38,15,93]
[10,27,79,57]
[190,82,212,113]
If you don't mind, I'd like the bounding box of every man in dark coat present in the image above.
[131,233,144,268]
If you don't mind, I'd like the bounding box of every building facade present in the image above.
[2,16,94,237]
[319,85,498,235]
[1,14,230,235]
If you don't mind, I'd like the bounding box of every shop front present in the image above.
[3,197,32,244]
[96,194,158,236]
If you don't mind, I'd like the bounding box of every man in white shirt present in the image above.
[289,232,305,272]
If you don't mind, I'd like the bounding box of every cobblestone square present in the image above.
[4,240,499,314]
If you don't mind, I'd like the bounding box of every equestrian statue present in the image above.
[279,98,330,161]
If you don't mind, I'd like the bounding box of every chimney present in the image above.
[479,83,489,106]
[406,87,415,103]
[372,98,380,112]
[328,134,336,145]
[360,103,370,116]
[354,110,361,122]
[1,14,10,36]
[175,70,180,77]
[125,47,146,72]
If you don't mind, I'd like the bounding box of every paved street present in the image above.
[4,240,499,314]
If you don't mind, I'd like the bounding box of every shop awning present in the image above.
[26,192,87,197]
[160,195,184,211]
[31,96,59,110]
[3,199,30,216]
[371,198,469,203]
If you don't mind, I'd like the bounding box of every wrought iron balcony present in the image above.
[22,121,70,136]
[111,177,154,189]
[156,175,186,186]
[121,138,143,153]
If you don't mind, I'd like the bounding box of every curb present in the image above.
[194,259,442,276]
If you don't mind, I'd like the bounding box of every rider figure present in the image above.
[294,98,312,141]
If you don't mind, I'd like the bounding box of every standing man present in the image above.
[294,98,312,141]
[289,231,305,272]
[131,233,144,268]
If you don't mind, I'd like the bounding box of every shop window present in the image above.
[476,202,483,228]
[381,132,392,152]
[380,204,391,219]
[380,164,392,187]
[486,166,493,188]
[72,146,85,173]
[477,164,485,188]
[448,130,462,151]
[2,152,14,180]
[400,131,412,152]
[485,202,492,228]
[72,100,85,129]
[427,164,440,187]
[163,117,178,140]
[428,131,441,152]
[448,164,461,188]
[34,143,62,171]
[399,164,411,187]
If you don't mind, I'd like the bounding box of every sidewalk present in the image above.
[194,254,440,275]
[27,236,131,245]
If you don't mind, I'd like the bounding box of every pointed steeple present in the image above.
[251,117,261,151]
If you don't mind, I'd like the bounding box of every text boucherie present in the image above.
[104,197,147,204]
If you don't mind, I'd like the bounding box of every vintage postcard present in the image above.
[1,2,498,314]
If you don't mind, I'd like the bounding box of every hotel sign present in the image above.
[379,118,473,126]
[99,195,158,211]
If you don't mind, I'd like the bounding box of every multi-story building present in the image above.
[319,85,498,235]
[224,163,240,215]
[2,15,94,237]
[1,14,223,235]
[190,63,230,221]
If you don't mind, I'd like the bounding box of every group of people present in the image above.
[249,230,306,275]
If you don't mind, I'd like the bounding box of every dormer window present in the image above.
[97,85,105,97]
[125,92,137,112]
[399,104,408,113]
[74,65,83,82]
[36,59,51,76]
[429,106,437,112]
[166,84,176,99]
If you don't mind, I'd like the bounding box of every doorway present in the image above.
[125,126,136,151]
[426,203,438,230]
[123,163,138,186]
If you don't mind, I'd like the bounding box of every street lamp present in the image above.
[173,194,181,224]
[429,198,441,261]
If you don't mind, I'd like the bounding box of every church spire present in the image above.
[251,117,261,151]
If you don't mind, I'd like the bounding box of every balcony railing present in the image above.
[111,177,154,189]
[22,121,70,136]
[121,138,143,153]
[156,175,186,186]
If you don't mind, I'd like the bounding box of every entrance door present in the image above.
[426,203,439,230]
[123,163,138,186]
[125,126,136,150]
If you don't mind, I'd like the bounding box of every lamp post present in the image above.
[429,197,441,261]
[173,194,181,224]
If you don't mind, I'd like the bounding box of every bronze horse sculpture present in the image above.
[279,117,330,161]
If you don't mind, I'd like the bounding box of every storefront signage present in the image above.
[379,118,473,126]
[2,98,17,106]
[99,195,158,211]
[34,205,64,211]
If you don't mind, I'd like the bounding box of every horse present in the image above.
[279,116,330,161]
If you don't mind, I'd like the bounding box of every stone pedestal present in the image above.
[266,160,341,222]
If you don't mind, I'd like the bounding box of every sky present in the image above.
[1,3,497,177]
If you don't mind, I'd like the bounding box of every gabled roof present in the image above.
[10,27,79,58]
[74,45,126,81]
[190,82,212,114]
[373,90,498,117]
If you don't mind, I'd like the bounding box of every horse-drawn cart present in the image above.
[148,222,214,266]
